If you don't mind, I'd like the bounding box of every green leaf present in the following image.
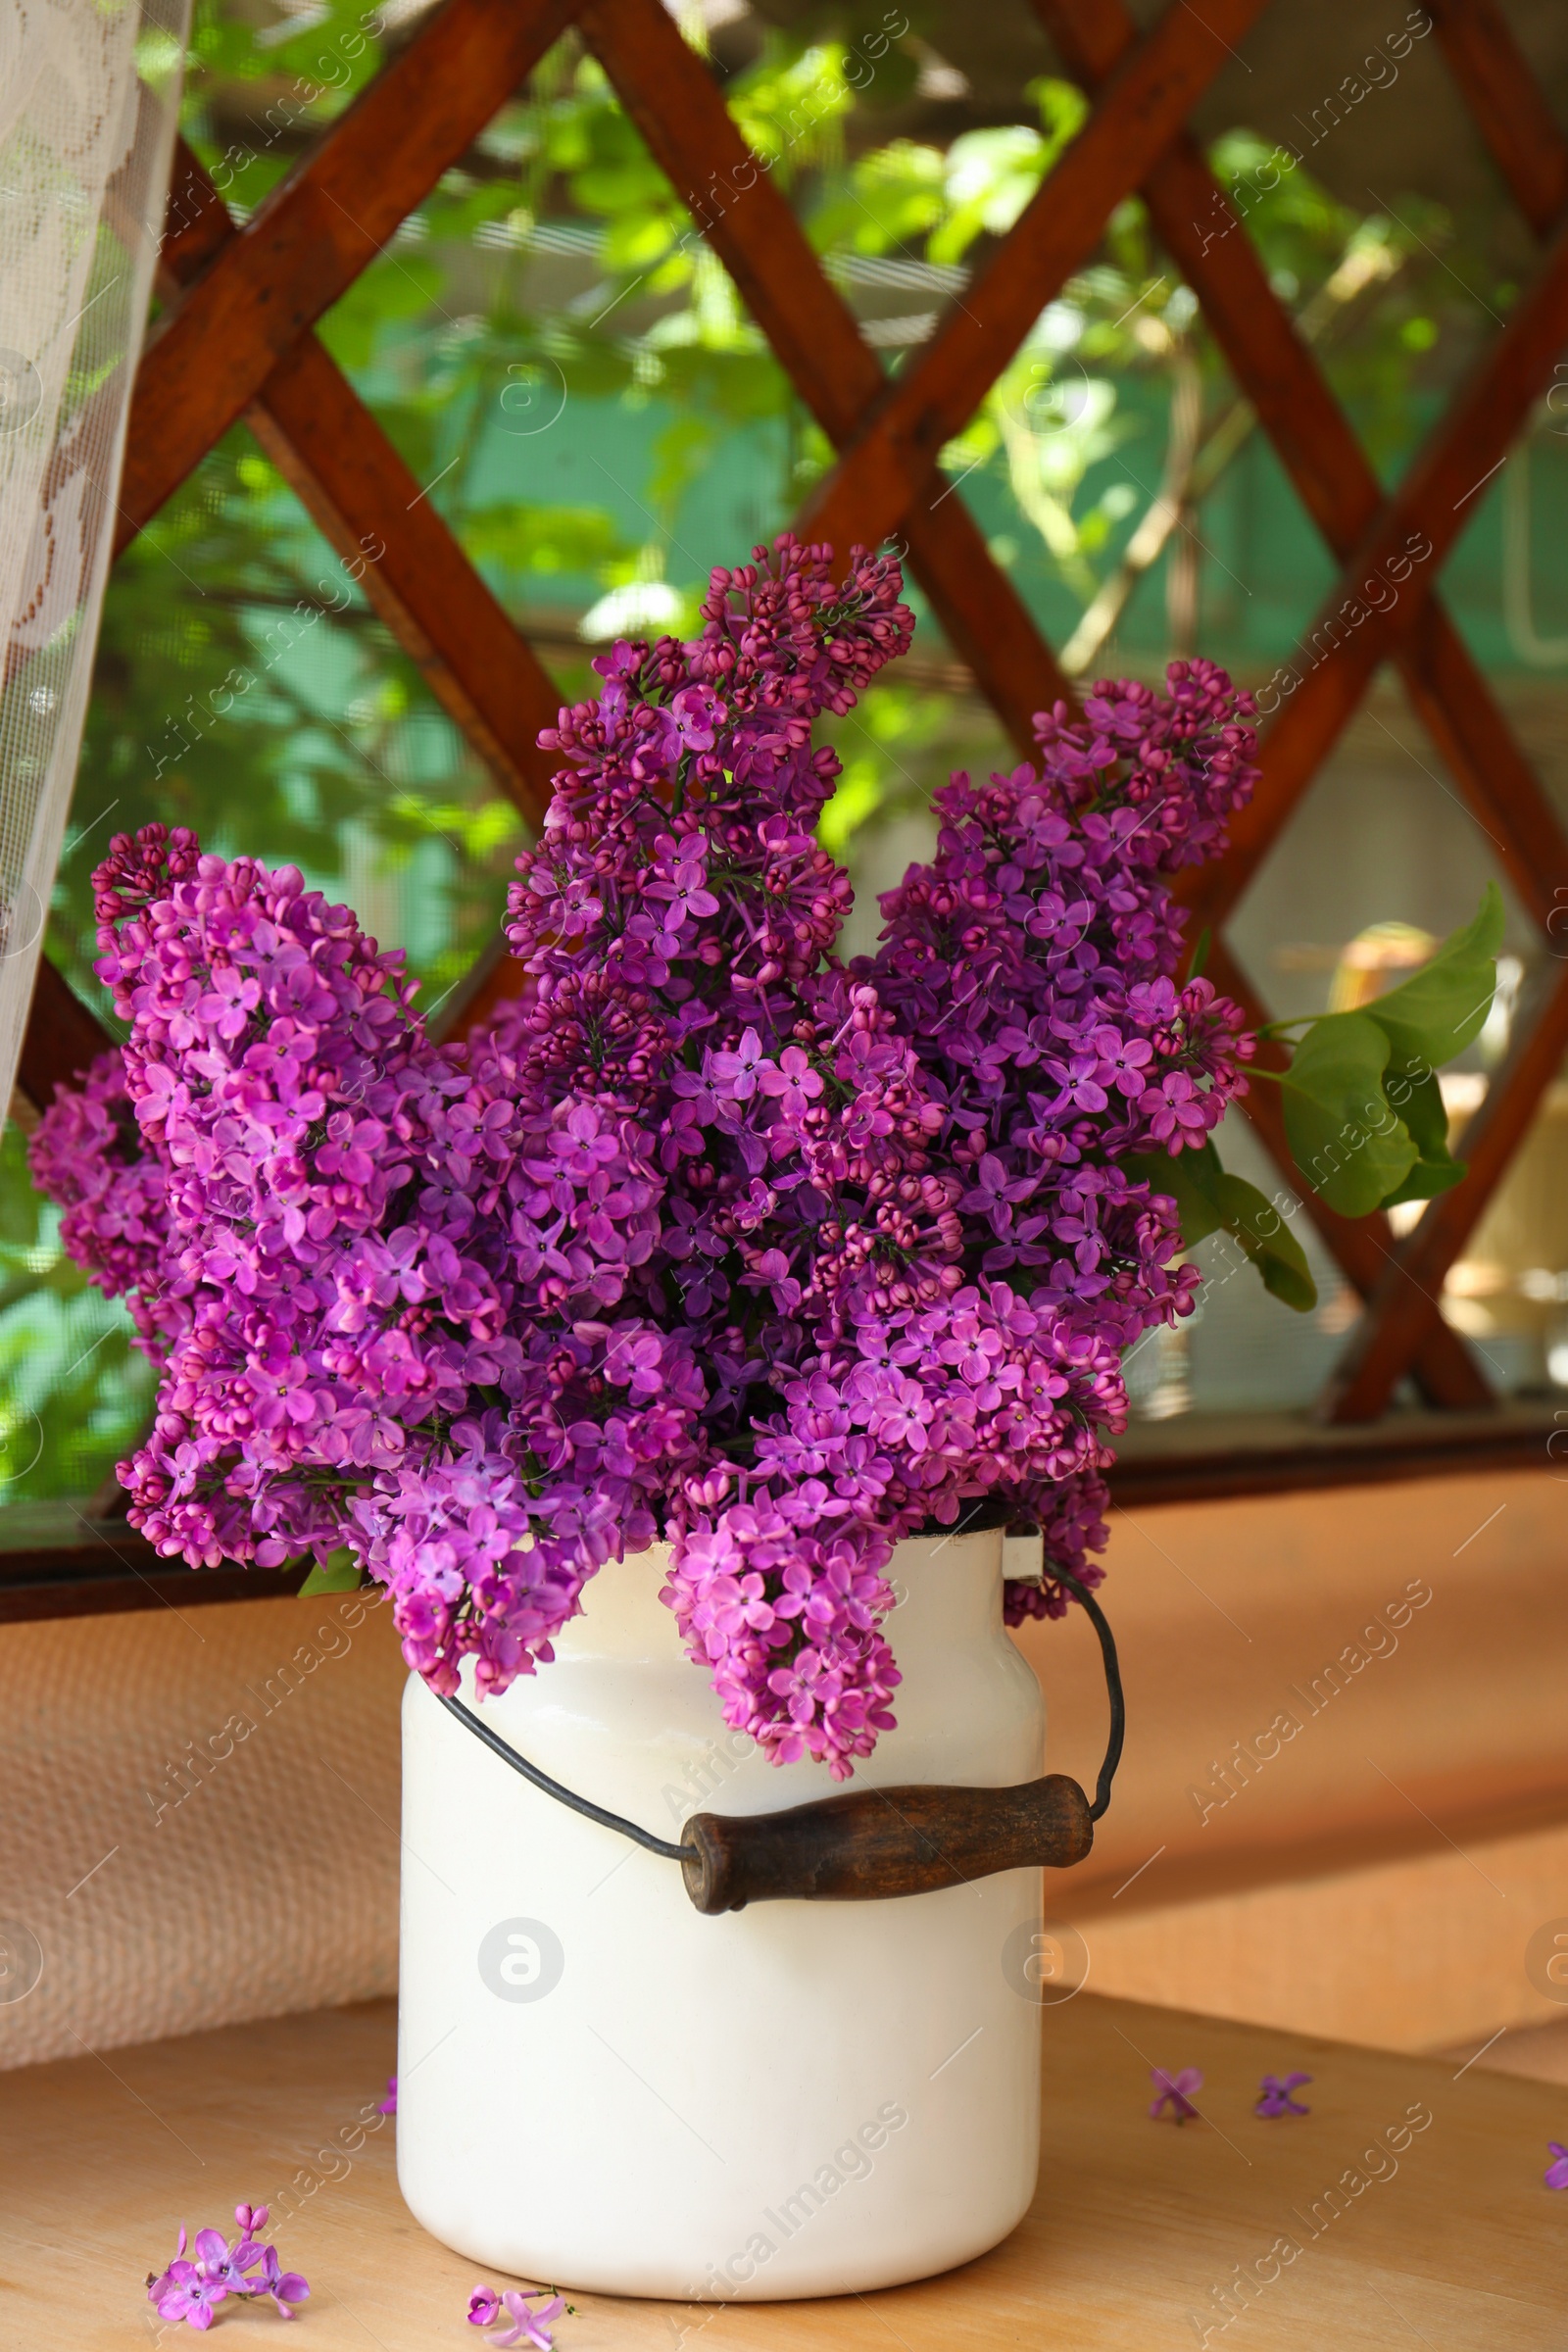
[1126,1140,1226,1250]
[1376,1064,1467,1206]
[1211,1172,1317,1312]
[1277,1009,1419,1217]
[1268,891,1499,1217]
[1126,1145,1318,1313]
[1390,1064,1450,1164]
[1379,1157,1467,1207]
[1361,881,1504,1070]
[298,1549,363,1597]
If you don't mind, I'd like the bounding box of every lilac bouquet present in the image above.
[32,536,1256,1776]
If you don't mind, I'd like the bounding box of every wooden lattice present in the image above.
[22,0,1568,1439]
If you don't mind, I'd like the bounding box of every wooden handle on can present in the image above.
[680,1772,1094,1914]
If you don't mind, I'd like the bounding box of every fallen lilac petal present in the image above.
[470,2289,568,2349]
[1149,2065,1203,2123]
[1255,2071,1312,2118]
[255,2243,312,2316]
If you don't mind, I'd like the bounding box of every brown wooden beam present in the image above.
[1107,1404,1561,1508]
[795,0,1268,566]
[1189,213,1568,930]
[1036,0,1568,936]
[117,0,576,546]
[1426,0,1568,237]
[243,339,561,821]
[0,1518,309,1622]
[898,497,1074,753]
[161,143,563,823]
[16,957,117,1113]
[6,1410,1557,1626]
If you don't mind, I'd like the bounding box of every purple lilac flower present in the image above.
[378,2075,398,2115]
[39,536,1257,1779]
[148,2252,231,2330]
[468,2289,568,2349]
[1255,2071,1312,2117]
[1149,2066,1203,2123]
[190,2226,265,2297]
[27,1049,185,1361]
[254,2244,312,2317]
[145,2206,307,2326]
[1545,2141,1568,2189]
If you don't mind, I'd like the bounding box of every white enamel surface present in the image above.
[397,1530,1047,2300]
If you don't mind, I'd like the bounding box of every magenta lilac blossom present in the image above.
[1545,2141,1568,2190]
[27,1047,184,1361]
[38,535,1255,1778]
[1149,2066,1204,2123]
[468,2288,569,2348]
[145,2206,308,2326]
[254,2246,312,2317]
[1255,2072,1311,2117]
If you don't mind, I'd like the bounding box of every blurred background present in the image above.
[6,0,1568,1502]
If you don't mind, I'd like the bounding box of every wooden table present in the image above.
[4,1993,1564,2348]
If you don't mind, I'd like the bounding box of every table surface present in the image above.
[4,1992,1565,2350]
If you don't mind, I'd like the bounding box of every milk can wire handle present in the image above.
[436,1691,699,1862]
[1055,1567,1124,1822]
[436,1567,1122,1872]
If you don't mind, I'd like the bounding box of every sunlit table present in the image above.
[5,1990,1563,2349]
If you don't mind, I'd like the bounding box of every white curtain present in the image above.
[0,0,190,1115]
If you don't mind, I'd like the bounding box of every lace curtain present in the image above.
[0,0,189,1118]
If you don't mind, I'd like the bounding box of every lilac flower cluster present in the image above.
[36,535,1255,1778]
[865,671,1255,1628]
[26,1046,183,1360]
[146,2203,308,2328]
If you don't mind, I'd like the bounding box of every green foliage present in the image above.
[816,678,991,858]
[808,77,1085,264]
[1278,884,1504,1213]
[461,501,629,580]
[1128,1140,1317,1313]
[297,1548,364,1595]
[1352,883,1504,1067]
[0,1123,152,1503]
[1135,888,1500,1305]
[59,427,514,1016]
[1276,1010,1421,1218]
[1273,884,1502,1218]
